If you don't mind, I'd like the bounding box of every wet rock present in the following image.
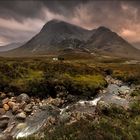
[3,104,10,111]
[17,93,30,103]
[16,112,26,120]
[24,104,33,113]
[15,123,27,129]
[0,116,9,129]
[2,98,9,105]
[0,108,5,115]
[96,101,110,114]
[0,115,10,120]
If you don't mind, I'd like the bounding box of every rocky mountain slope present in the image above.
[0,19,140,59]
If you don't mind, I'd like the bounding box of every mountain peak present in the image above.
[47,19,63,24]
[97,26,111,32]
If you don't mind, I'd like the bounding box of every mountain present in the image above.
[133,42,140,50]
[1,19,140,59]
[0,42,24,52]
[86,26,140,59]
[14,19,94,54]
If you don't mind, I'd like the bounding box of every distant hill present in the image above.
[0,42,24,52]
[86,26,140,59]
[0,19,140,59]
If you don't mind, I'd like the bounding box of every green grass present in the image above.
[0,56,138,140]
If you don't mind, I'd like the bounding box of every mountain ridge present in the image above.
[0,19,140,59]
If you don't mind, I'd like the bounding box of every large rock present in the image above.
[16,112,26,120]
[17,93,30,103]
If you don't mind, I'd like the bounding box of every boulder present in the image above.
[3,104,9,111]
[16,112,26,120]
[17,93,30,103]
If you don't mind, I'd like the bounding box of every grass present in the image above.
[0,56,139,140]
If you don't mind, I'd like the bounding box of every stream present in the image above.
[0,76,134,139]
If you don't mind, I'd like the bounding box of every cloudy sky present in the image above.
[0,0,140,49]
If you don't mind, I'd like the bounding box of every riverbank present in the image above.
[0,75,137,140]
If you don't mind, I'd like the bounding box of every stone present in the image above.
[24,104,33,113]
[16,109,23,114]
[16,112,26,120]
[0,108,5,115]
[17,93,30,103]
[10,97,16,102]
[0,116,9,129]
[0,120,8,129]
[16,123,27,129]
[3,104,9,111]
[2,98,9,105]
[96,100,110,114]
[8,101,15,109]
[12,104,20,113]
[7,92,14,97]
[19,101,27,109]
[0,92,6,99]
[48,98,63,107]
[0,134,12,140]
[0,115,10,123]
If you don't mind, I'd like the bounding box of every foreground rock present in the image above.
[17,93,30,103]
[0,76,135,139]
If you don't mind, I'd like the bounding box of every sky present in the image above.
[0,0,140,49]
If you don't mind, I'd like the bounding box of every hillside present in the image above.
[0,19,140,59]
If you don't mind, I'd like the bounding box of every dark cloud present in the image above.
[0,0,140,48]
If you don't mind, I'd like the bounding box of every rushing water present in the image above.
[5,77,133,139]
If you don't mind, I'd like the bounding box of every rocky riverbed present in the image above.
[0,76,135,139]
